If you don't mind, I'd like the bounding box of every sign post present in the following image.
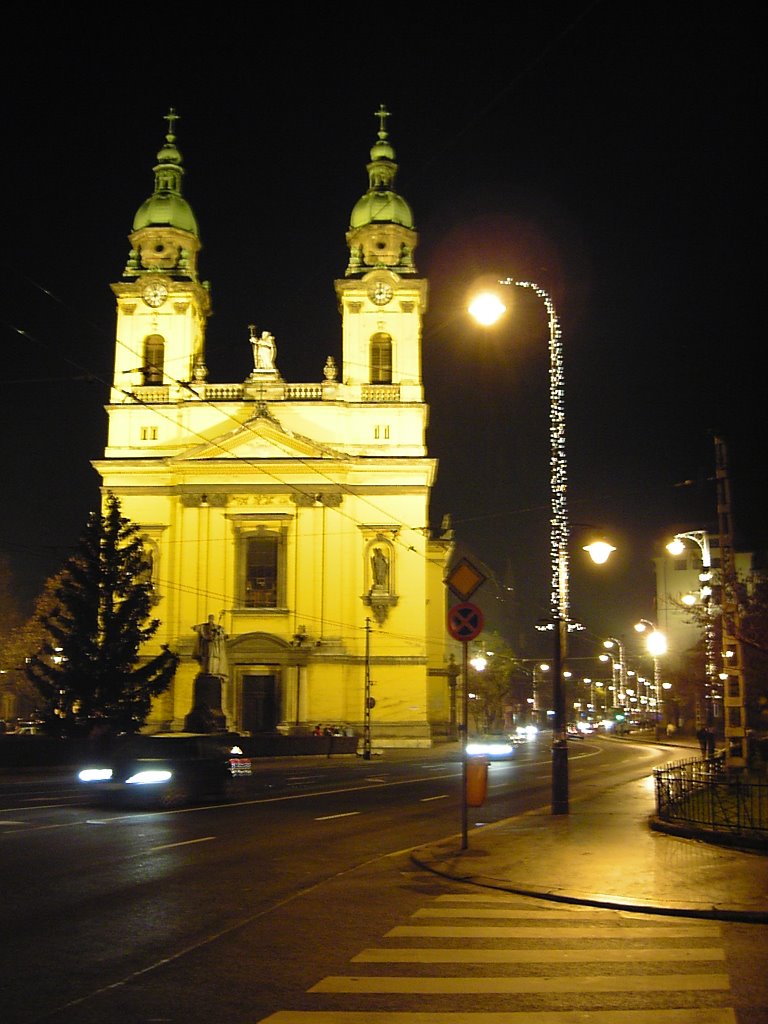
[445,559,486,851]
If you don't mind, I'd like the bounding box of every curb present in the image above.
[409,847,768,924]
[649,814,768,854]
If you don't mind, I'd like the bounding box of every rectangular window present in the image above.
[140,426,158,441]
[232,516,290,612]
[245,533,279,608]
[370,333,392,384]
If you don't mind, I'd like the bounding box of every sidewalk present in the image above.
[411,738,768,923]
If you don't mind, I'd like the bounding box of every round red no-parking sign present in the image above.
[447,602,484,642]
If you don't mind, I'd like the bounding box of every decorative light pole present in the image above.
[598,652,620,707]
[602,637,627,705]
[469,281,614,814]
[634,619,666,724]
[666,531,718,731]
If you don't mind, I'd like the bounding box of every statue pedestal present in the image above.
[184,672,227,732]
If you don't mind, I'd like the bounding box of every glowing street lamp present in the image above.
[583,539,616,564]
[634,619,666,720]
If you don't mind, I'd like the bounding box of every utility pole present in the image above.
[363,617,373,760]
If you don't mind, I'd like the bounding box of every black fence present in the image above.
[654,755,768,843]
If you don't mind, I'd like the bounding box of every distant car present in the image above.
[566,723,594,740]
[77,732,252,808]
[512,725,539,743]
[466,734,516,759]
[10,720,46,735]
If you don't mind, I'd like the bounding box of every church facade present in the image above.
[93,108,455,746]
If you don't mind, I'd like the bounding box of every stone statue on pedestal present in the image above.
[186,614,229,732]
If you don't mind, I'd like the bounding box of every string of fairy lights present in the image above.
[498,278,569,628]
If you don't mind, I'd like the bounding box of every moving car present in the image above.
[566,722,598,739]
[466,733,516,759]
[77,732,251,808]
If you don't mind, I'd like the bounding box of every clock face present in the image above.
[370,282,393,306]
[142,281,168,308]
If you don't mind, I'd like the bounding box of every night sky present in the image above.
[2,4,762,663]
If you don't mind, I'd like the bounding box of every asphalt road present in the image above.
[2,737,763,1022]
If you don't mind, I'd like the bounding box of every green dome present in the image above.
[133,193,198,234]
[132,110,198,237]
[350,190,414,229]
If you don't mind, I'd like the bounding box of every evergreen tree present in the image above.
[468,631,521,732]
[25,493,178,736]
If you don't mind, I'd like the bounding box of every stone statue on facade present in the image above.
[371,546,389,591]
[249,325,277,373]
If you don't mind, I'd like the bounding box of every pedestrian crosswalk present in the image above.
[256,892,736,1023]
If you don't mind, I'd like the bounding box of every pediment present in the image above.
[173,414,345,462]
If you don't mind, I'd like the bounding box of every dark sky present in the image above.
[2,4,763,662]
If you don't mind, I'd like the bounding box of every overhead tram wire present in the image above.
[4,319,455,651]
[6,315,441,571]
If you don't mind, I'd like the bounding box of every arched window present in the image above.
[370,333,392,384]
[143,335,165,385]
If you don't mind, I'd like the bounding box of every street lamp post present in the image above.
[528,659,548,724]
[469,280,569,812]
[602,637,627,705]
[634,619,666,725]
[598,652,620,707]
[666,531,718,731]
[469,280,613,814]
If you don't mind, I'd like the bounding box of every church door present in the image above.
[242,674,278,733]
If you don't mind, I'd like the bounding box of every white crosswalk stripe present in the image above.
[255,892,737,1023]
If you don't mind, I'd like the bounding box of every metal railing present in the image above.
[654,755,768,841]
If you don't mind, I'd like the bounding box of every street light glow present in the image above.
[468,292,507,326]
[583,540,616,564]
[646,631,667,657]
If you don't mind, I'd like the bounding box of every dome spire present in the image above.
[345,106,418,276]
[124,109,201,280]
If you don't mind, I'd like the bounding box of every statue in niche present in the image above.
[249,325,277,373]
[371,546,390,591]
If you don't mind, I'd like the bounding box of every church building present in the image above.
[93,107,455,746]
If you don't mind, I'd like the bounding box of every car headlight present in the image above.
[78,768,113,782]
[125,770,173,785]
[466,742,513,756]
